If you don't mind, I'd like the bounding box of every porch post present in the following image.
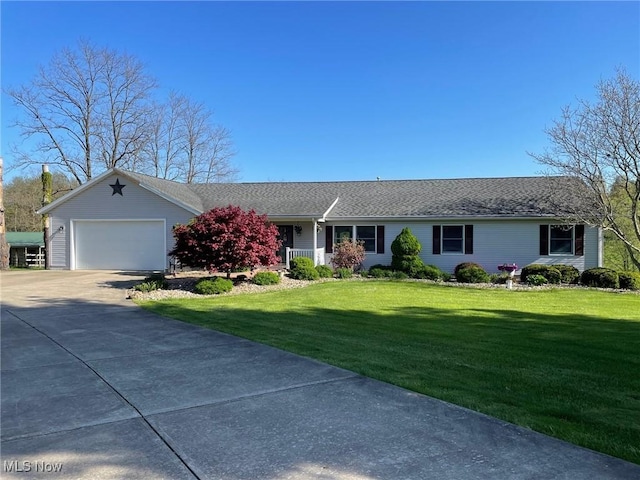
[285,247,291,269]
[312,219,318,266]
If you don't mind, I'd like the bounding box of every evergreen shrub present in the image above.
[335,267,353,279]
[619,271,640,290]
[253,271,281,286]
[521,264,561,284]
[289,256,320,281]
[580,268,620,289]
[526,274,548,286]
[455,265,490,283]
[315,265,334,278]
[194,277,233,295]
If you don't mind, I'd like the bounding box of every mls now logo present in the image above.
[4,460,63,473]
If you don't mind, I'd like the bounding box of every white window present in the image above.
[442,225,464,254]
[356,226,376,252]
[334,226,353,244]
[334,225,377,253]
[549,225,574,255]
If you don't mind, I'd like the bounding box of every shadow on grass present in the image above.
[140,294,640,465]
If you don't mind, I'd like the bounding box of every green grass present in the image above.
[138,281,640,464]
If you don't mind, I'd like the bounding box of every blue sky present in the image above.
[1,1,639,183]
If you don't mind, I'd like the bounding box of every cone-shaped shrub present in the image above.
[390,228,423,276]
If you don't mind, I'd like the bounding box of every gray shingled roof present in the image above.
[124,170,588,219]
[124,171,204,212]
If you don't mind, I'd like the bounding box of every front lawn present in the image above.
[138,281,640,464]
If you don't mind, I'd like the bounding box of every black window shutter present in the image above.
[540,225,549,256]
[464,225,474,254]
[575,224,584,256]
[376,225,385,254]
[432,225,441,255]
[325,226,334,254]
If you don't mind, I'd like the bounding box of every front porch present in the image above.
[285,247,326,269]
[275,220,327,269]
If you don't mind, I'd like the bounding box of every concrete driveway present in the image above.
[1,270,638,479]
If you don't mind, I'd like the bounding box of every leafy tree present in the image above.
[6,40,236,184]
[530,68,640,270]
[330,239,366,271]
[4,172,77,232]
[170,205,281,278]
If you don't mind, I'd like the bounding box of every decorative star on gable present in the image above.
[110,179,126,196]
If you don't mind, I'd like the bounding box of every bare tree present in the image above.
[140,93,237,183]
[6,40,237,185]
[6,40,157,184]
[143,93,187,180]
[530,68,640,269]
[179,97,237,184]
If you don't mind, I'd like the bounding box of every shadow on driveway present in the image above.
[1,271,639,479]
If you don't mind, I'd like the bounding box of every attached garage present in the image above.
[72,220,166,271]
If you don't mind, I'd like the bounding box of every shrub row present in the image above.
[288,258,341,281]
[580,268,640,290]
[368,263,449,281]
[520,264,639,290]
[520,264,580,285]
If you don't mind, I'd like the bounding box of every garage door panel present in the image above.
[74,221,165,270]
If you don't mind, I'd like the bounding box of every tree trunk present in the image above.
[42,165,53,269]
[0,157,10,270]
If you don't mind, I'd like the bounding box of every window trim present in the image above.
[548,224,575,256]
[332,225,380,254]
[441,224,465,255]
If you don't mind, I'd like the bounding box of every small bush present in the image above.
[521,264,561,284]
[414,264,446,281]
[391,271,409,280]
[581,268,620,289]
[194,277,233,295]
[315,265,334,278]
[619,271,640,291]
[134,273,168,292]
[369,267,393,278]
[134,282,158,293]
[554,265,580,284]
[391,255,425,277]
[454,262,484,277]
[526,274,548,286]
[253,271,281,286]
[289,256,320,281]
[331,240,366,271]
[335,267,353,279]
[490,273,510,284]
[455,265,490,283]
[290,256,314,270]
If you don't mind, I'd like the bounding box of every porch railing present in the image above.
[285,247,326,269]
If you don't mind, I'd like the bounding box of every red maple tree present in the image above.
[170,205,281,278]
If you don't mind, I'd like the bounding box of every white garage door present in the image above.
[74,220,166,270]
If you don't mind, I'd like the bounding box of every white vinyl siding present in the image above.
[341,221,599,273]
[48,174,193,270]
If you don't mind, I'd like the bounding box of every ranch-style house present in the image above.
[38,169,602,274]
